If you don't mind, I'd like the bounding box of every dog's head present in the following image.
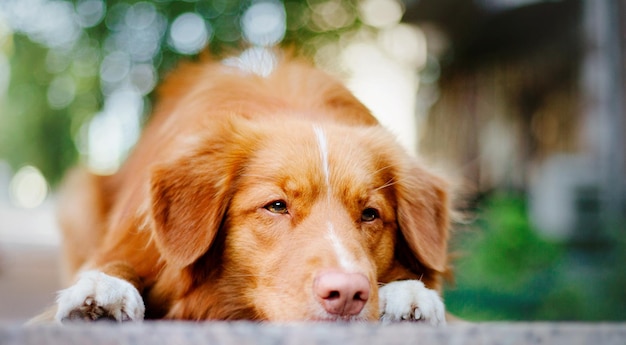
[150,116,449,321]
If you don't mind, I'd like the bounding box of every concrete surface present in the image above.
[0,244,61,321]
[1,322,625,345]
[0,203,62,322]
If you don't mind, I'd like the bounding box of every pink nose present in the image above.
[313,270,370,317]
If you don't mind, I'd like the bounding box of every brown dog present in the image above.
[52,49,450,323]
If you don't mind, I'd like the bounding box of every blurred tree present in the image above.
[447,194,564,320]
[446,193,626,321]
[1,35,90,185]
[0,0,367,185]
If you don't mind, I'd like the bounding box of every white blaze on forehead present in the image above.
[326,222,358,272]
[315,127,357,271]
[313,125,330,188]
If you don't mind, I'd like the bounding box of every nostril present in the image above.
[354,285,369,302]
[327,290,340,300]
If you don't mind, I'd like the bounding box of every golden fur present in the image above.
[55,52,450,321]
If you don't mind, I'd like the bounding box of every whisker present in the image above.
[373,178,399,192]
[371,163,398,176]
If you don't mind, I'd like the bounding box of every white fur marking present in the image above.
[222,47,277,77]
[378,280,446,325]
[326,222,357,272]
[313,126,330,189]
[55,270,145,323]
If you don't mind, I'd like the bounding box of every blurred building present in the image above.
[403,0,625,240]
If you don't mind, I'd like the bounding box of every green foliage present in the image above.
[0,0,365,186]
[0,36,81,185]
[455,195,562,292]
[445,193,626,321]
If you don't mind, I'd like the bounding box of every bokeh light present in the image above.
[105,2,166,62]
[85,88,143,175]
[378,24,427,69]
[75,0,106,28]
[342,39,419,153]
[9,166,48,208]
[47,75,77,110]
[2,0,80,49]
[309,0,356,32]
[100,51,131,86]
[358,0,404,28]
[129,63,157,96]
[168,12,211,55]
[242,1,286,47]
[71,45,101,78]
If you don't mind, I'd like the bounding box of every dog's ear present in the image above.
[150,124,249,268]
[395,162,450,273]
[150,153,232,268]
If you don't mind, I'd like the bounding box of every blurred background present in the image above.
[0,0,624,322]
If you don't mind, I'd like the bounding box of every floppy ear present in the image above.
[395,162,450,273]
[150,134,243,268]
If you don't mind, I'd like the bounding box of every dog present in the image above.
[50,49,450,324]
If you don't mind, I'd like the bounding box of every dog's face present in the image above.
[150,116,448,321]
[224,121,400,321]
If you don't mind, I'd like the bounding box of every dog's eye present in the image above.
[361,208,379,222]
[264,200,288,214]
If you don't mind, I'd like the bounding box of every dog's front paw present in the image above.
[378,280,446,325]
[55,270,145,323]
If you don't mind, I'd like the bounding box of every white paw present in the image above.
[55,270,145,323]
[378,280,446,325]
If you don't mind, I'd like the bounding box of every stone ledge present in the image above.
[1,322,625,345]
